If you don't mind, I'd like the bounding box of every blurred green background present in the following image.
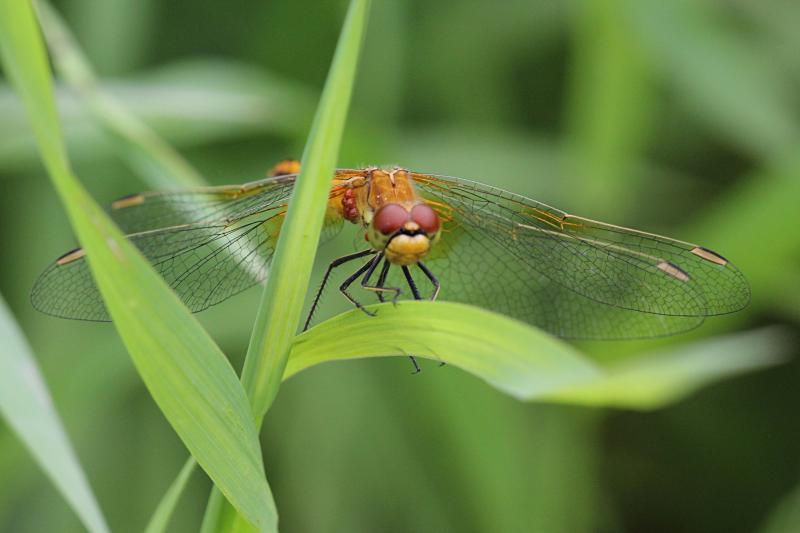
[2,0,800,531]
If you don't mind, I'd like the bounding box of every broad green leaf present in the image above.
[165,308,786,524]
[545,327,789,409]
[0,1,274,529]
[286,302,600,399]
[286,305,786,410]
[0,294,109,533]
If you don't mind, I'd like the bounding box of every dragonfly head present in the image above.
[369,202,440,265]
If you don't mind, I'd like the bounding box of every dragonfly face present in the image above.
[334,167,442,266]
[31,160,750,342]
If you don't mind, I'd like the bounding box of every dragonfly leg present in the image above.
[340,254,383,317]
[409,355,421,374]
[375,259,391,303]
[416,262,445,367]
[401,265,422,299]
[304,248,375,331]
[363,258,401,305]
[400,265,424,374]
[417,261,441,301]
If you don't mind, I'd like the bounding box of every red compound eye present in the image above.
[373,203,409,235]
[410,203,440,234]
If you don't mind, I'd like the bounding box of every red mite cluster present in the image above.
[342,188,360,222]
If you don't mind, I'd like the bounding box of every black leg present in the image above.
[400,265,424,374]
[304,248,375,331]
[409,355,421,374]
[401,265,421,299]
[339,254,383,317]
[417,261,445,367]
[363,258,401,304]
[417,261,441,301]
[360,251,383,286]
[374,259,391,303]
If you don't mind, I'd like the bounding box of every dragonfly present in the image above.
[32,160,750,370]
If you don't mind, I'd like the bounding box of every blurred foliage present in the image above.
[1,0,799,532]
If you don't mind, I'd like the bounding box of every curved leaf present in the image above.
[545,327,790,409]
[288,301,600,398]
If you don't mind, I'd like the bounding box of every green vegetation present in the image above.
[0,1,798,532]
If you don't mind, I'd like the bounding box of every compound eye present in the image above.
[410,203,440,234]
[373,203,409,235]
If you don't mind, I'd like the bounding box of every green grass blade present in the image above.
[143,457,197,533]
[200,489,246,533]
[0,1,274,529]
[36,4,290,528]
[202,1,371,530]
[242,0,371,421]
[0,295,109,533]
[287,302,599,399]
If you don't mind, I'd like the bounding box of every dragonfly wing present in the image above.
[399,214,703,340]
[32,219,279,321]
[32,185,344,321]
[109,174,297,233]
[31,248,108,321]
[413,173,749,320]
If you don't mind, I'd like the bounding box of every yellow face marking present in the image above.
[385,234,431,266]
[658,261,690,282]
[111,194,145,210]
[690,246,728,266]
[56,248,86,265]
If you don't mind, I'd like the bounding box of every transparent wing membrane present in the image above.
[109,174,297,233]
[390,220,704,340]
[411,173,748,338]
[31,175,343,321]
